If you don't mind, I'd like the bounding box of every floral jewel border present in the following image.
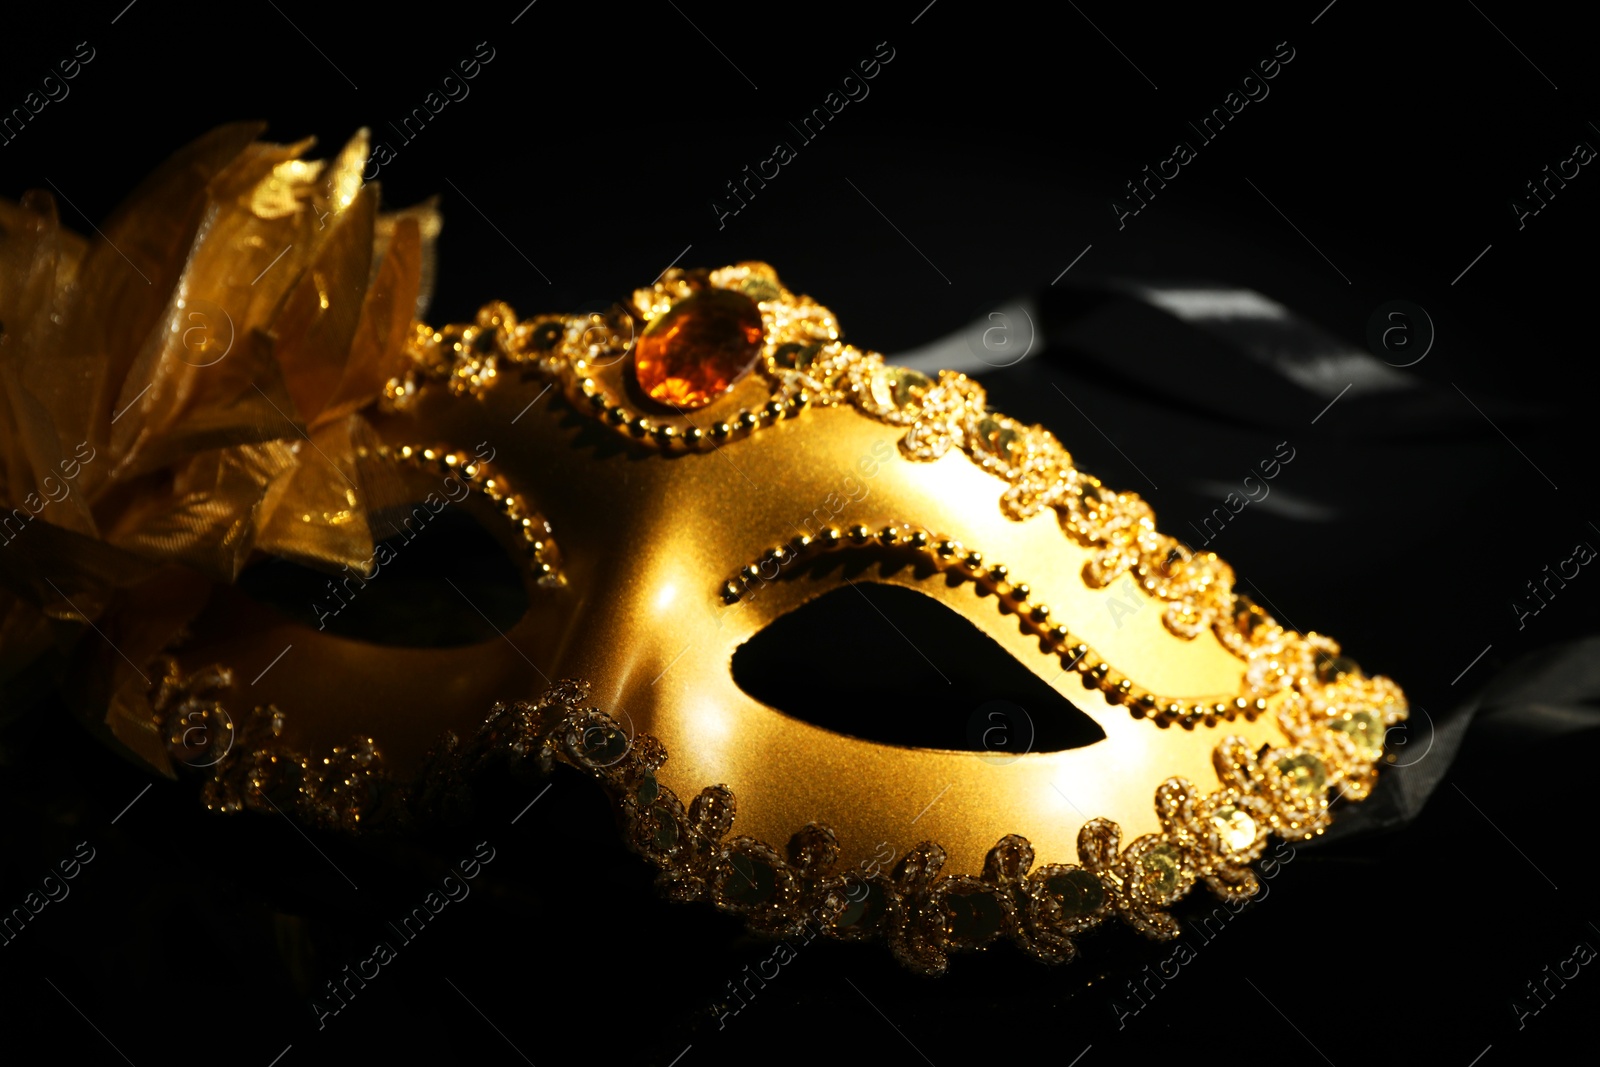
[151,654,1399,975]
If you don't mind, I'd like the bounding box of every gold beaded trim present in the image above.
[723,521,1270,729]
[380,442,563,587]
[151,656,381,831]
[386,263,1233,651]
[151,653,1400,975]
[382,292,809,449]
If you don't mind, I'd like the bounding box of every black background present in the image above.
[4,1,1598,1064]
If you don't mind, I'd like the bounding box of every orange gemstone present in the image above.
[633,289,764,409]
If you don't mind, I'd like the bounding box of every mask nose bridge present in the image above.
[535,451,738,711]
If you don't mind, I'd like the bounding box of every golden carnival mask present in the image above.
[0,126,1406,974]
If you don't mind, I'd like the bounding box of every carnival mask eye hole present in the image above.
[731,582,1107,753]
[236,507,528,648]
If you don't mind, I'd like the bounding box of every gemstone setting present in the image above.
[632,289,764,409]
[1139,842,1182,895]
[1209,805,1257,851]
[869,366,933,410]
[1276,752,1328,795]
[1044,868,1104,917]
[1330,709,1385,760]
